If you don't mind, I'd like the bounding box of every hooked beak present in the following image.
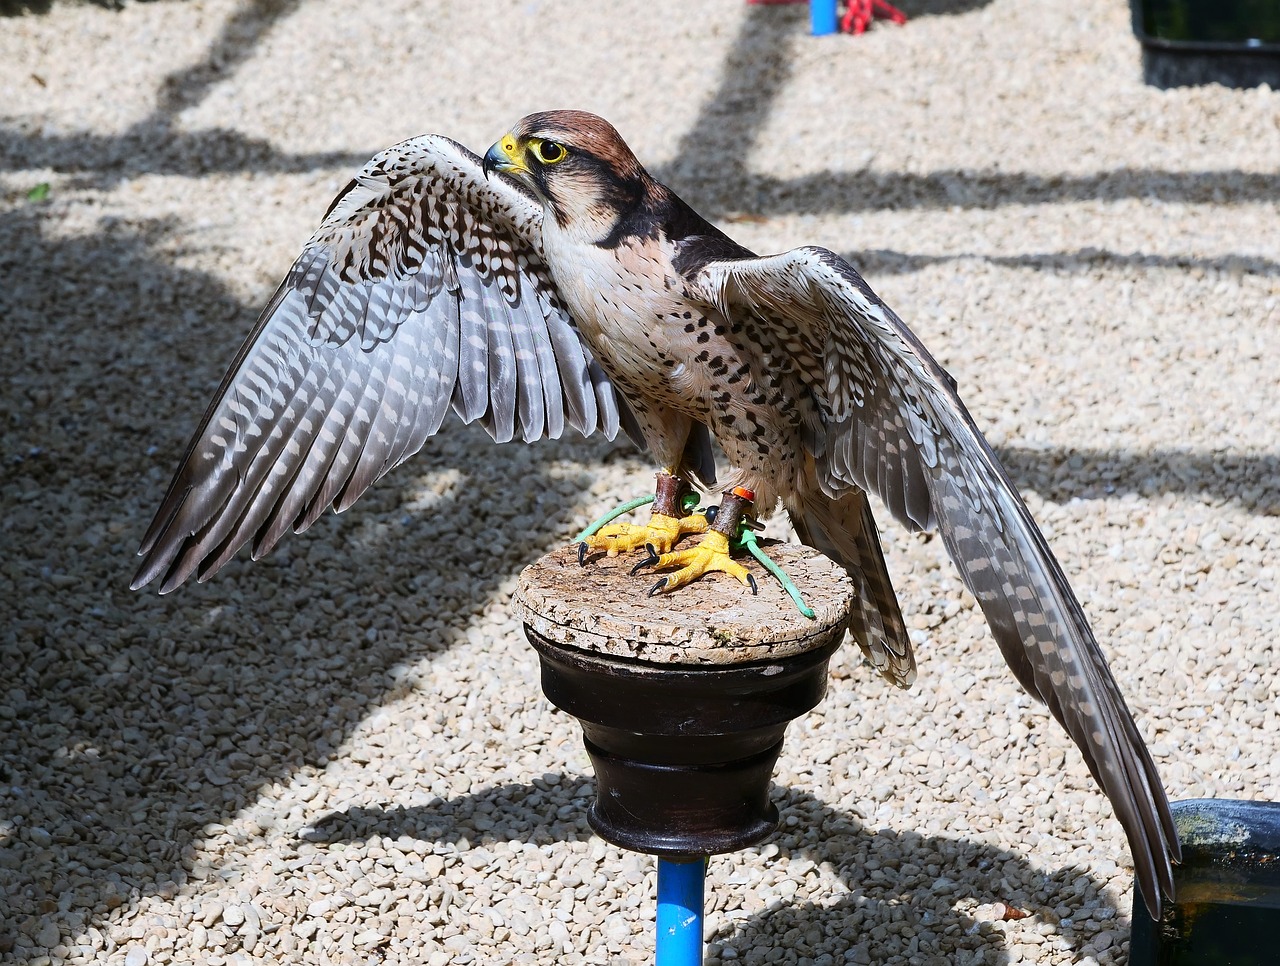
[482,133,529,179]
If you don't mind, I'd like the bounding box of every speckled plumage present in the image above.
[133,110,1178,918]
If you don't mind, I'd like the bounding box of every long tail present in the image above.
[789,489,917,688]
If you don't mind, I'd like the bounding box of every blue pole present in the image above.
[656,856,706,965]
[810,0,838,35]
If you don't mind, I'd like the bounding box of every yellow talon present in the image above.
[580,512,708,558]
[644,530,756,595]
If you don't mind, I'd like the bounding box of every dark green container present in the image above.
[1132,0,1280,87]
[1131,799,1280,966]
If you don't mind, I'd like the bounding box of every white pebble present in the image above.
[221,904,245,927]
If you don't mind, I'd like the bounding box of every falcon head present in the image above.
[483,110,652,239]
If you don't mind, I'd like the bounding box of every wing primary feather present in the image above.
[326,347,395,515]
[587,355,620,439]
[202,352,331,572]
[482,281,519,443]
[541,295,597,435]
[135,280,294,563]
[336,352,413,512]
[507,295,546,443]
[250,360,361,553]
[453,271,491,424]
[291,357,376,532]
[157,491,241,593]
[524,296,566,439]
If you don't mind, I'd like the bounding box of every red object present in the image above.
[745,0,908,35]
[730,486,757,502]
[841,0,907,34]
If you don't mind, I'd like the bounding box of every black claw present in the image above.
[647,577,669,597]
[631,545,660,575]
[747,573,758,596]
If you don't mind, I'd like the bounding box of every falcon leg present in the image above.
[577,472,709,564]
[635,486,760,597]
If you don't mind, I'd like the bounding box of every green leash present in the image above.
[575,495,656,541]
[735,525,816,620]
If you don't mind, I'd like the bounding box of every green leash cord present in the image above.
[735,525,816,620]
[574,495,656,541]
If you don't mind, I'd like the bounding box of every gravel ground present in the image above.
[2,0,1279,964]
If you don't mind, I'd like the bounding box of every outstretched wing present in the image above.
[134,136,623,594]
[688,246,1179,917]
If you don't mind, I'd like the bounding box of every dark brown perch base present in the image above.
[514,543,856,857]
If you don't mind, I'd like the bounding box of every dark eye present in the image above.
[536,140,566,164]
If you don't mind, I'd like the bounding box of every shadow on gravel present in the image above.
[310,780,1117,964]
[0,125,375,184]
[675,167,1280,219]
[844,246,1280,279]
[896,0,993,15]
[0,203,613,956]
[997,446,1280,515]
[0,0,157,15]
[0,0,46,15]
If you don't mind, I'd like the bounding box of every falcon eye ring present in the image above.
[535,139,567,164]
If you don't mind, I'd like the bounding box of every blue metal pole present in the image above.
[810,0,838,35]
[656,856,706,966]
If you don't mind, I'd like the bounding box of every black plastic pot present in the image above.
[526,629,843,857]
[1130,799,1280,966]
[1131,0,1280,88]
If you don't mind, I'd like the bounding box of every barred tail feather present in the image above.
[790,490,916,688]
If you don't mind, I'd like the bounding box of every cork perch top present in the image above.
[513,543,855,665]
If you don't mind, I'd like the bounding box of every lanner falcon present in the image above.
[132,110,1179,917]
